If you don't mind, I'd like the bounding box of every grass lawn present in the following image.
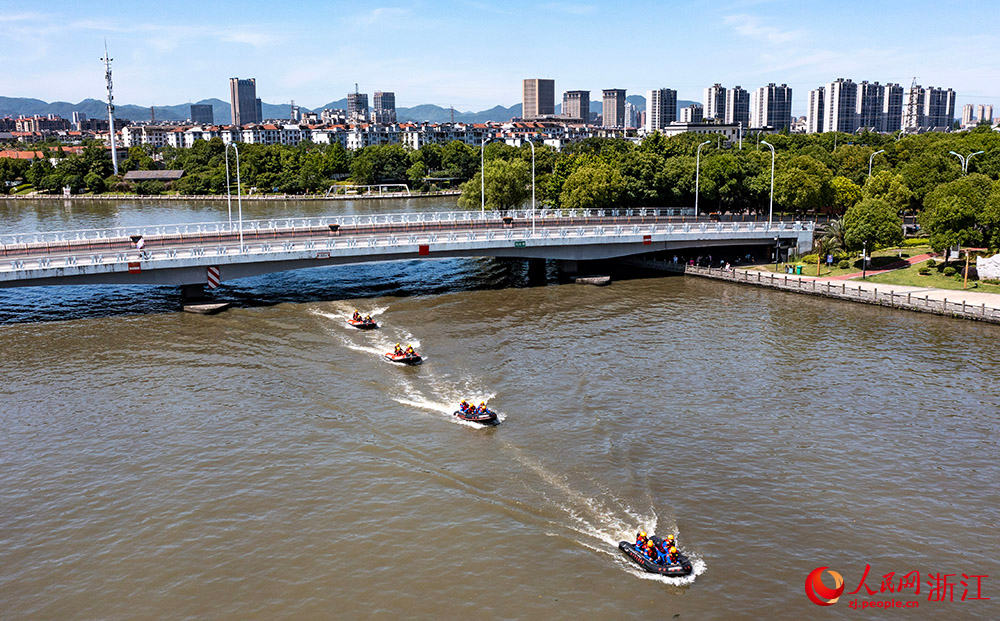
[751,246,935,278]
[865,263,1000,294]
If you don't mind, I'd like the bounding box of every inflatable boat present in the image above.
[347,318,378,330]
[454,408,499,426]
[618,538,693,577]
[384,352,422,365]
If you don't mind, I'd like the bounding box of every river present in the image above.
[1,197,997,618]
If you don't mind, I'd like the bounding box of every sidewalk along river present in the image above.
[1,259,997,617]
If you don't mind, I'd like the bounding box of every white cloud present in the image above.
[723,14,803,44]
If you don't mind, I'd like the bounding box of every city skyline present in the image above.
[2,0,999,116]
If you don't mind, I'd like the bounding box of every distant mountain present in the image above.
[0,95,701,125]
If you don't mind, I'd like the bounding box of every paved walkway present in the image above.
[746,267,1000,311]
[828,253,934,280]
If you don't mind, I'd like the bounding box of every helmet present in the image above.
[639,531,646,538]
[646,541,655,548]
[396,343,400,347]
[669,547,677,553]
[461,400,467,404]
[666,535,674,540]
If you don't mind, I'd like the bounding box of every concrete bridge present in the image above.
[0,208,814,299]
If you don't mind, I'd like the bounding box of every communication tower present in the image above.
[101,42,119,175]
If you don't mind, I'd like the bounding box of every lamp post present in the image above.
[480,136,488,216]
[738,121,743,150]
[761,140,775,226]
[694,140,710,218]
[774,236,780,271]
[225,143,244,249]
[948,150,966,173]
[964,150,985,173]
[868,149,885,178]
[862,240,868,279]
[525,137,536,235]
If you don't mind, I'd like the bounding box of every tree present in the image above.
[919,173,994,252]
[830,176,862,214]
[843,198,904,251]
[774,155,833,214]
[559,160,626,211]
[862,170,913,213]
[457,158,530,211]
[84,171,106,194]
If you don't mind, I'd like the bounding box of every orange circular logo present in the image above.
[805,567,844,606]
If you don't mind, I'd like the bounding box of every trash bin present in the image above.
[795,265,803,275]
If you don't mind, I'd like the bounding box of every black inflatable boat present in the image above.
[347,318,378,330]
[384,352,422,365]
[618,538,693,577]
[454,408,499,426]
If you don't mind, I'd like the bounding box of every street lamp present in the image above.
[761,140,775,226]
[695,140,710,217]
[862,240,868,279]
[480,136,489,215]
[525,137,536,235]
[868,149,885,178]
[225,142,244,249]
[948,150,966,173]
[774,236,780,271]
[965,150,985,173]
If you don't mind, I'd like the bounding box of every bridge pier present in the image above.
[528,258,547,286]
[558,259,579,275]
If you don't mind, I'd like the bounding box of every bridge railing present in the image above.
[0,208,811,247]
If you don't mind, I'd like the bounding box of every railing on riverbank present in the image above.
[623,257,1000,325]
[1,190,460,202]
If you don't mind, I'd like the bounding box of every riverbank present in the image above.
[2,190,461,202]
[624,256,1000,325]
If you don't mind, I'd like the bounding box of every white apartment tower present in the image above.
[703,83,726,122]
[750,83,792,130]
[881,83,903,132]
[903,84,956,130]
[680,104,703,123]
[645,88,677,132]
[823,78,857,133]
[807,87,825,133]
[856,81,884,131]
[962,104,975,127]
[725,86,750,127]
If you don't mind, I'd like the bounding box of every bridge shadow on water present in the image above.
[0,257,659,325]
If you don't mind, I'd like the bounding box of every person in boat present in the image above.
[634,531,648,550]
[364,315,373,323]
[393,343,403,356]
[405,344,416,357]
[477,401,488,414]
[459,400,470,412]
[667,546,680,564]
[645,540,664,565]
[352,310,362,321]
[663,534,676,551]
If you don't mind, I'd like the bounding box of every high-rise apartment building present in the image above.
[703,84,726,121]
[823,78,857,133]
[725,86,750,127]
[71,111,87,130]
[624,101,641,129]
[348,91,369,124]
[856,81,884,131]
[903,85,956,129]
[881,83,903,132]
[644,88,676,132]
[190,104,214,125]
[807,87,825,133]
[750,83,792,130]
[373,91,396,124]
[962,104,975,127]
[522,79,555,119]
[680,104,704,124]
[980,104,994,124]
[562,90,590,123]
[230,77,261,126]
[603,89,627,128]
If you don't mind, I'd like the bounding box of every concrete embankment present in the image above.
[623,257,1000,325]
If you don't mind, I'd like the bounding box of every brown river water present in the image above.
[1,198,998,618]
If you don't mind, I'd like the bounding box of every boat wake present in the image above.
[507,446,706,586]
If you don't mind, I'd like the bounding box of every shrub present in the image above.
[943,267,956,277]
[918,267,931,275]
[800,253,819,264]
[926,259,936,268]
[903,238,930,247]
[837,259,851,269]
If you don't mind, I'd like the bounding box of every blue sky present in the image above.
[2,0,998,114]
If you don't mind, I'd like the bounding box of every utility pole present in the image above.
[101,41,118,175]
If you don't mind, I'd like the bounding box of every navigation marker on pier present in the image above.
[207,266,220,289]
